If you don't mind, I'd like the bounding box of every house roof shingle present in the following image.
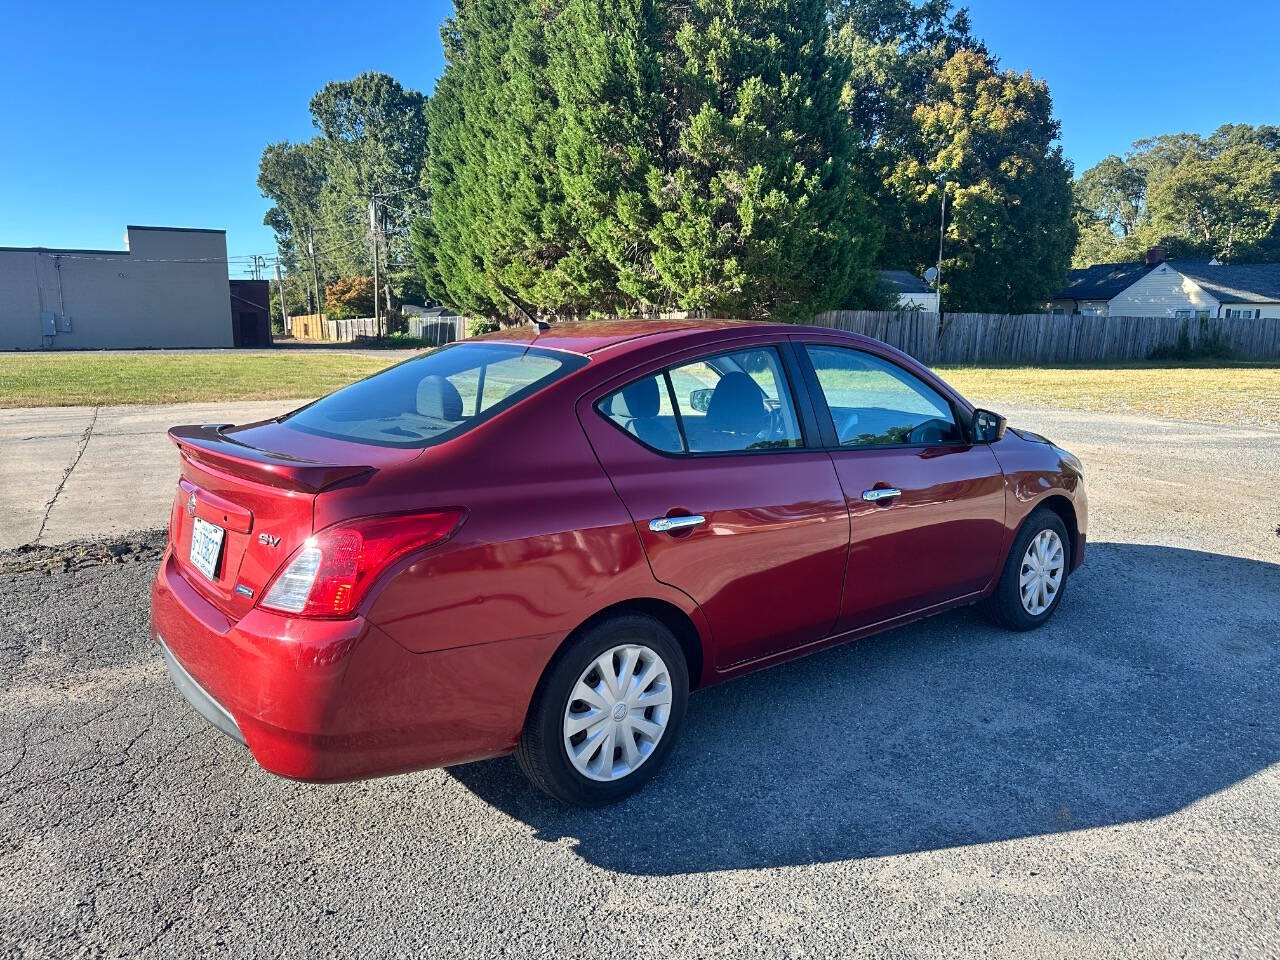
[877,269,933,295]
[1053,262,1157,302]
[1056,258,1280,304]
[1173,262,1280,304]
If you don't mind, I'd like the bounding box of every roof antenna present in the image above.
[491,280,548,346]
[522,316,551,359]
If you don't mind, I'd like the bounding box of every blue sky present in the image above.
[2,0,1277,273]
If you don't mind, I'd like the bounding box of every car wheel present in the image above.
[516,614,689,807]
[989,508,1072,631]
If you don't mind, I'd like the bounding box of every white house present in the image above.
[878,269,939,313]
[0,225,237,350]
[1051,250,1280,319]
[1049,259,1157,316]
[1161,262,1280,319]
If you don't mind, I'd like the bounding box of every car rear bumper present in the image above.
[151,548,554,782]
[157,633,245,745]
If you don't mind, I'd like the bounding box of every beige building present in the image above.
[0,226,236,350]
[1051,250,1280,319]
[877,269,940,313]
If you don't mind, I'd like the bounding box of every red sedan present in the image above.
[152,320,1086,805]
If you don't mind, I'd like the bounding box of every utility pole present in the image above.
[307,227,322,317]
[935,174,948,316]
[274,253,288,341]
[369,196,382,338]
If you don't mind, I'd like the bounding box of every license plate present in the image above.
[189,517,225,581]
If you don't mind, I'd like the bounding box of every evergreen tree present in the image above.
[421,0,884,320]
[548,0,668,312]
[642,0,884,318]
[423,0,604,319]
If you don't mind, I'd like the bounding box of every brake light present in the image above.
[259,510,463,618]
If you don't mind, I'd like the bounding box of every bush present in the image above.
[469,317,501,336]
[385,308,408,336]
[351,333,435,350]
[1149,319,1238,361]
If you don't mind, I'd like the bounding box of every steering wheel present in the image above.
[754,403,785,445]
[908,418,952,444]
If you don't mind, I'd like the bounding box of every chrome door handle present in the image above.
[649,515,706,533]
[861,488,902,503]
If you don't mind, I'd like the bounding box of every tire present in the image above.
[989,508,1072,631]
[516,614,689,807]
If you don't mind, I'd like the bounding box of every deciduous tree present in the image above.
[1073,125,1280,265]
[323,276,376,319]
[883,48,1076,312]
[258,72,431,314]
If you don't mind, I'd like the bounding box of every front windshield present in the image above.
[283,342,587,448]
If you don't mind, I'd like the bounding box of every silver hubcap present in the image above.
[1019,528,1065,616]
[563,644,673,782]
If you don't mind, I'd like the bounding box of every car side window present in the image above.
[804,344,962,447]
[599,373,684,453]
[599,346,802,454]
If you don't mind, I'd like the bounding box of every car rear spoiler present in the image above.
[168,424,375,493]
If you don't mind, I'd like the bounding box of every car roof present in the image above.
[467,318,837,356]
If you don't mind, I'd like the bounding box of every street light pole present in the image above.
[369,196,381,339]
[936,173,947,316]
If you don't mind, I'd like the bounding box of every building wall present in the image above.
[0,226,235,350]
[1219,301,1280,319]
[895,291,939,313]
[229,279,272,348]
[1050,299,1109,315]
[1108,263,1220,317]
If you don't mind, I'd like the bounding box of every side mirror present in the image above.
[689,388,713,413]
[972,408,1007,443]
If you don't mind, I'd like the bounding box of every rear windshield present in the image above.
[282,342,587,448]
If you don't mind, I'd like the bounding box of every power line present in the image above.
[15,251,271,264]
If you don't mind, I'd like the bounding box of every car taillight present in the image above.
[259,510,463,618]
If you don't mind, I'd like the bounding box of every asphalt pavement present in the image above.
[1,407,1277,958]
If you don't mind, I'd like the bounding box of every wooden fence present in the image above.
[284,313,466,346]
[811,310,1280,364]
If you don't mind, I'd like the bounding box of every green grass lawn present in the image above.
[0,351,402,408]
[2,349,1278,430]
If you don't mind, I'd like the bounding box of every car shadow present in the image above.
[446,542,1279,875]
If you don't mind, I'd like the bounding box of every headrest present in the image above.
[416,374,464,421]
[613,376,661,419]
[705,371,767,434]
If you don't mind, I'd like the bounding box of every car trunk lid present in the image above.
[167,419,409,621]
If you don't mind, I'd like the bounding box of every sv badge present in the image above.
[258,533,281,548]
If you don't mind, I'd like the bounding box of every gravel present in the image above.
[1,408,1277,959]
[0,530,168,576]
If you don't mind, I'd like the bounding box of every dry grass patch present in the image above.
[939,363,1280,431]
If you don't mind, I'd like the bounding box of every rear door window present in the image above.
[599,346,803,454]
[283,342,586,448]
[598,373,684,453]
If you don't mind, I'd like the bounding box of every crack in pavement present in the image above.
[34,406,99,546]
